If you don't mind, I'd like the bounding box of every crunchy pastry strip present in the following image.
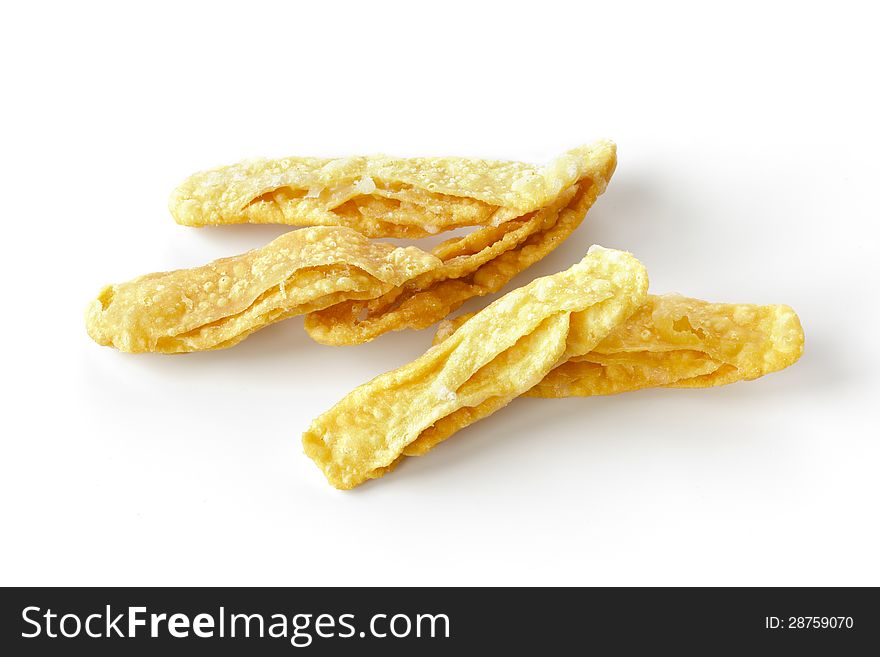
[303,145,617,345]
[433,294,804,397]
[303,247,648,489]
[85,226,441,354]
[170,142,615,238]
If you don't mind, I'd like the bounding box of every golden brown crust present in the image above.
[302,247,648,489]
[434,294,805,397]
[85,226,441,354]
[302,145,617,345]
[169,142,616,238]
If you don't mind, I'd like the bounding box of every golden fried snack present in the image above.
[303,144,617,345]
[433,294,804,397]
[170,142,615,239]
[303,246,648,489]
[85,226,441,354]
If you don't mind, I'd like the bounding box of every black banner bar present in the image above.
[2,587,876,654]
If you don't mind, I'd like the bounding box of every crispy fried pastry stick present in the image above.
[303,247,648,489]
[85,227,440,354]
[433,294,804,397]
[170,142,615,239]
[303,145,617,345]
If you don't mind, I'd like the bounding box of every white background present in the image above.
[2,1,878,586]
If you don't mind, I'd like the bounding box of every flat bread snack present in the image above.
[170,142,616,238]
[84,139,806,490]
[303,246,649,489]
[85,226,440,353]
[304,143,617,344]
[435,294,805,397]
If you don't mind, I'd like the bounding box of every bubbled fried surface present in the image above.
[302,247,648,489]
[434,294,804,397]
[170,142,616,238]
[302,146,617,345]
[84,226,441,354]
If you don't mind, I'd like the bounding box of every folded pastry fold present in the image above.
[170,141,616,238]
[303,246,648,489]
[303,143,617,345]
[434,294,804,397]
[85,226,441,354]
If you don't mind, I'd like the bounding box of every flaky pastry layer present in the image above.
[303,246,648,489]
[85,226,441,354]
[303,146,617,345]
[433,294,804,396]
[170,142,616,238]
